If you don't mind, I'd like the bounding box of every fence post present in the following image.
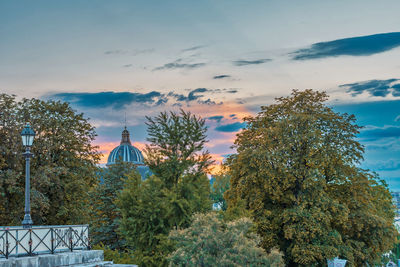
[5,230,9,259]
[69,227,73,252]
[51,228,54,254]
[29,229,32,256]
[87,226,90,250]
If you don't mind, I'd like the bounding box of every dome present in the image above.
[106,127,144,166]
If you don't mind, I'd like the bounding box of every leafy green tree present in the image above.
[145,109,213,189]
[117,174,173,266]
[168,212,284,267]
[210,168,230,211]
[226,90,396,266]
[89,161,139,250]
[118,110,213,266]
[144,109,212,229]
[0,94,100,225]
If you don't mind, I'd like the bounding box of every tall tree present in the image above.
[226,90,396,266]
[118,110,213,266]
[0,94,100,225]
[144,109,213,228]
[89,161,138,250]
[145,109,213,188]
[117,174,173,266]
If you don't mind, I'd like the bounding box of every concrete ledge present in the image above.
[0,250,104,267]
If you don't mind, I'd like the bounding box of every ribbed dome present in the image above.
[106,127,144,166]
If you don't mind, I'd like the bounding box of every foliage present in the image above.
[117,174,175,266]
[226,90,396,266]
[145,109,213,188]
[92,243,136,264]
[168,212,285,267]
[117,110,213,266]
[89,161,139,250]
[210,168,230,211]
[0,94,100,225]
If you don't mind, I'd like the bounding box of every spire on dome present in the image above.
[121,127,131,144]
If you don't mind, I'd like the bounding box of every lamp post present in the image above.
[21,123,35,228]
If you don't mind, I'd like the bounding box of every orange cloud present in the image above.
[187,101,252,121]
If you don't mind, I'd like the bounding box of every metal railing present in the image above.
[0,225,90,259]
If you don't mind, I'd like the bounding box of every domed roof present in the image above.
[107,127,144,166]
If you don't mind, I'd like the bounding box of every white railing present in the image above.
[0,225,89,258]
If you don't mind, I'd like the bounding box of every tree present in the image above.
[226,90,396,266]
[168,212,284,267]
[145,109,213,189]
[0,94,100,225]
[144,109,213,229]
[210,168,230,211]
[118,110,213,266]
[89,161,139,250]
[117,174,173,266]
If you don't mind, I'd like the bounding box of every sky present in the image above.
[1,0,400,189]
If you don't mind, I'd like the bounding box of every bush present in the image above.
[168,212,284,267]
[92,243,135,264]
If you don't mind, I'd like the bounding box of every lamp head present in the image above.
[21,123,35,147]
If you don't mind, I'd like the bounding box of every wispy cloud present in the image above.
[207,115,224,122]
[104,49,128,55]
[168,88,220,105]
[153,59,206,71]
[340,78,400,97]
[233,58,271,66]
[131,48,154,56]
[105,48,154,56]
[291,32,400,60]
[182,45,206,52]
[360,125,400,140]
[47,91,167,110]
[213,75,231,79]
[167,87,238,106]
[215,122,246,132]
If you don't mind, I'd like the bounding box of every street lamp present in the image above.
[21,123,35,228]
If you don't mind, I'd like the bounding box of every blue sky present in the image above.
[1,1,400,189]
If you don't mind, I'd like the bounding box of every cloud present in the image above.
[169,88,207,102]
[153,59,206,71]
[291,32,400,60]
[104,49,128,55]
[215,122,246,132]
[167,88,234,105]
[188,88,208,101]
[365,160,400,171]
[105,48,154,56]
[122,64,133,68]
[207,115,224,122]
[131,48,155,56]
[182,45,206,52]
[213,75,231,79]
[48,91,167,110]
[359,125,400,140]
[233,58,271,66]
[340,78,400,97]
